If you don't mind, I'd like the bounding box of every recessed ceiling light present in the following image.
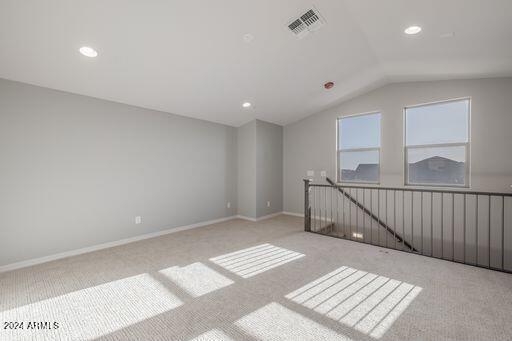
[243,34,254,43]
[242,102,251,108]
[79,46,98,58]
[404,26,422,35]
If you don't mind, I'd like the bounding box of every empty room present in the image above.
[1,1,512,340]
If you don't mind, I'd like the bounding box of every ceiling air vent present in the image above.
[288,19,308,39]
[287,7,325,39]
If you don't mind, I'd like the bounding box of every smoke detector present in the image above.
[287,7,326,39]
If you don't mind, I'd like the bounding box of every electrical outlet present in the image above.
[227,202,231,208]
[135,216,142,224]
[320,170,327,177]
[267,201,271,207]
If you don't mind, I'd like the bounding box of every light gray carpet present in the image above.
[1,215,511,340]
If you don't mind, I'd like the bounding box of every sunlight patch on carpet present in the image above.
[286,266,422,338]
[235,302,352,341]
[0,273,182,340]
[209,244,304,278]
[159,262,234,297]
[189,328,234,341]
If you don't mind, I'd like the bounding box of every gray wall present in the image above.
[236,120,283,219]
[284,78,512,214]
[0,78,237,266]
[256,120,283,217]
[237,121,256,218]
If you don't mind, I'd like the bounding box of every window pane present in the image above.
[407,146,466,185]
[340,150,379,183]
[406,99,469,146]
[338,113,381,149]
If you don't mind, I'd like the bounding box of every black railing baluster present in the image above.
[321,187,324,231]
[350,188,353,239]
[336,187,339,237]
[312,186,315,231]
[502,196,505,270]
[452,193,455,261]
[318,187,321,231]
[386,190,389,248]
[326,187,329,233]
[342,185,345,237]
[304,179,311,232]
[476,195,479,266]
[441,193,444,259]
[311,186,314,231]
[317,186,320,231]
[325,187,327,231]
[421,192,424,255]
[431,193,434,257]
[324,187,327,231]
[318,187,320,231]
[378,189,380,245]
[403,190,405,251]
[320,187,323,231]
[488,195,491,268]
[463,194,466,263]
[318,186,321,232]
[356,189,359,239]
[320,186,323,231]
[411,191,414,253]
[313,187,317,231]
[315,186,317,231]
[363,189,366,243]
[371,189,373,243]
[394,190,397,249]
[331,187,333,233]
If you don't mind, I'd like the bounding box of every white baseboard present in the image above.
[236,215,258,221]
[0,215,237,273]
[282,211,304,217]
[236,211,284,222]
[256,212,283,221]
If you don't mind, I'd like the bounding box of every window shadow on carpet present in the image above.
[285,266,422,339]
[209,243,305,278]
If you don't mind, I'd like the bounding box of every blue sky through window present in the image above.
[338,113,381,150]
[338,113,380,172]
[406,99,469,146]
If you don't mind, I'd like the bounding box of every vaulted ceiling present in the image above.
[1,0,511,126]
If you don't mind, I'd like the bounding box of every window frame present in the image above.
[336,111,382,185]
[403,97,471,188]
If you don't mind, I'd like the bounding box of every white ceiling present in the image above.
[1,0,511,126]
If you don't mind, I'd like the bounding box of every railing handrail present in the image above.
[307,178,512,197]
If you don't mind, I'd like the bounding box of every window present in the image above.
[337,112,381,183]
[404,98,470,187]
